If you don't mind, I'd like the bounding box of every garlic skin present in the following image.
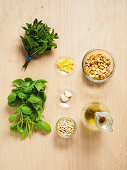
[60,93,69,102]
[59,103,70,108]
[64,90,72,98]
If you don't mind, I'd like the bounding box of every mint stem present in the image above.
[22,58,31,69]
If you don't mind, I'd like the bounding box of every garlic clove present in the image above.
[65,90,72,98]
[60,93,69,102]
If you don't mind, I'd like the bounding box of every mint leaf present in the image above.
[20,36,31,55]
[21,19,59,69]
[36,43,47,55]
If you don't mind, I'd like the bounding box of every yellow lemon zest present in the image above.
[57,58,74,73]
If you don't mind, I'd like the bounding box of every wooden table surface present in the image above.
[0,0,127,170]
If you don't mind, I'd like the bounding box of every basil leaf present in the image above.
[8,77,51,139]
[28,94,41,104]
[40,121,51,132]
[32,103,42,110]
[22,106,32,115]
[12,79,24,87]
[38,79,47,84]
[41,91,46,102]
[17,91,26,99]
[34,121,51,132]
[8,93,19,107]
[37,91,46,103]
[33,122,41,130]
[40,115,44,118]
[9,114,17,123]
[23,86,33,93]
[25,116,30,121]
[24,77,33,82]
[10,123,19,133]
[8,100,19,107]
[17,124,23,133]
[11,88,19,92]
[14,105,23,114]
[35,83,45,91]
[21,82,30,89]
[21,126,28,139]
[8,93,16,103]
[37,107,43,113]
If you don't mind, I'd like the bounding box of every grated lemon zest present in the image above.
[57,58,74,73]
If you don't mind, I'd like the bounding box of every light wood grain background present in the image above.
[0,0,127,170]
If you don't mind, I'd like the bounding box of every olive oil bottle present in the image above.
[81,102,113,131]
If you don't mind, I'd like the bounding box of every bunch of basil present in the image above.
[8,78,51,139]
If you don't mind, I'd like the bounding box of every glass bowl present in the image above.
[56,117,77,138]
[56,87,75,109]
[82,49,115,83]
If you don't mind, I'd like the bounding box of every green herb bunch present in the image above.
[8,78,51,139]
[20,19,58,69]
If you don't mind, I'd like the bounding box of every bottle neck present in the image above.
[95,112,113,131]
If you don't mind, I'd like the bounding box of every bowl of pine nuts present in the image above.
[56,117,77,138]
[82,49,115,83]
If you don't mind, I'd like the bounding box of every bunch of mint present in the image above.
[20,19,58,69]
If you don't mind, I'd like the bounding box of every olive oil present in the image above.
[81,102,113,131]
[85,104,102,120]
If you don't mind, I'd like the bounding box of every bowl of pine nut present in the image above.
[56,117,77,138]
[82,49,115,83]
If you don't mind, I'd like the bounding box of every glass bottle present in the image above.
[81,102,113,132]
